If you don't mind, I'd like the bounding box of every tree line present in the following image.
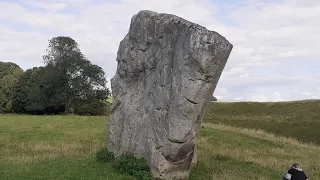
[0,36,110,115]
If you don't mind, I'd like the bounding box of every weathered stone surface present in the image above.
[107,10,233,179]
[210,96,218,102]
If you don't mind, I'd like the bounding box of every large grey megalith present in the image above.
[107,10,233,179]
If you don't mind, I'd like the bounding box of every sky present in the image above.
[0,0,319,102]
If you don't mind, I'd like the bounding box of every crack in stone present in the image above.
[168,138,188,144]
[184,96,198,104]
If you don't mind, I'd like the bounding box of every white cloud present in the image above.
[244,92,285,102]
[248,94,269,102]
[222,67,249,78]
[219,75,316,88]
[0,25,49,66]
[0,0,319,102]
[19,0,68,12]
[294,0,320,7]
[302,92,318,99]
[214,88,231,101]
[270,92,285,102]
[234,96,244,101]
[224,0,320,69]
[215,96,222,101]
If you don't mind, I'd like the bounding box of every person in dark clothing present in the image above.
[282,163,308,180]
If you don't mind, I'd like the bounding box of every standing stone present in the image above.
[107,10,233,179]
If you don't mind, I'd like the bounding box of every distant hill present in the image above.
[203,100,320,145]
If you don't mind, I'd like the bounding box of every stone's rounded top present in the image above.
[131,10,233,46]
[136,10,158,16]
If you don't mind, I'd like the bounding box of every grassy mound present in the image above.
[204,100,320,144]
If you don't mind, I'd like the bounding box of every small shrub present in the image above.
[96,148,115,163]
[113,153,152,180]
[73,99,107,116]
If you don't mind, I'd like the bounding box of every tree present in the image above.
[38,65,66,113]
[12,66,65,114]
[0,62,23,113]
[12,67,44,114]
[42,36,109,114]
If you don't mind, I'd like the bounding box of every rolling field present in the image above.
[204,100,320,145]
[1,100,320,179]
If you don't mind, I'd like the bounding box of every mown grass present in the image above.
[204,100,320,144]
[190,123,320,179]
[1,100,320,179]
[1,158,132,180]
[0,115,133,179]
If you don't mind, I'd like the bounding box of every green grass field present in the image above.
[204,100,320,145]
[1,100,320,179]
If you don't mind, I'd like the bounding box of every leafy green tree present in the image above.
[12,67,65,114]
[42,36,109,115]
[38,65,66,112]
[12,67,44,114]
[0,62,23,113]
[11,36,109,115]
